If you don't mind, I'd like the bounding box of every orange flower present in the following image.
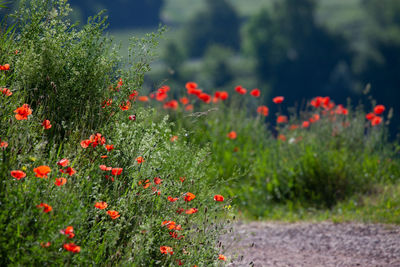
[33,165,51,178]
[57,158,69,167]
[94,201,108,210]
[42,119,51,129]
[63,243,80,253]
[272,96,284,104]
[250,88,260,97]
[120,100,131,111]
[37,203,52,213]
[278,134,286,142]
[170,135,178,142]
[3,63,10,70]
[162,220,178,230]
[276,115,288,124]
[60,226,75,238]
[105,144,114,151]
[54,178,67,186]
[14,104,32,120]
[100,155,108,159]
[167,196,178,202]
[309,114,320,123]
[160,246,174,255]
[80,139,91,148]
[374,105,385,115]
[235,85,247,95]
[218,254,227,261]
[139,179,151,189]
[107,210,120,219]
[136,156,144,164]
[184,192,196,202]
[227,131,237,140]
[213,195,224,202]
[111,168,123,176]
[185,208,198,214]
[289,124,299,130]
[138,96,149,102]
[257,105,269,116]
[180,97,189,105]
[10,170,26,180]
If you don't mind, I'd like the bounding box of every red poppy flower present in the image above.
[179,177,185,183]
[128,90,138,100]
[154,177,162,185]
[310,114,320,123]
[0,140,8,149]
[168,196,178,202]
[60,226,75,238]
[158,85,170,93]
[170,135,178,142]
[276,115,288,124]
[80,139,91,148]
[366,112,375,121]
[40,242,51,248]
[14,104,32,120]
[37,203,52,213]
[176,208,184,214]
[105,144,114,151]
[302,121,310,128]
[55,178,67,186]
[310,97,322,108]
[335,105,348,115]
[94,201,108,209]
[42,119,51,129]
[235,85,247,95]
[162,220,179,230]
[218,254,227,261]
[272,96,284,104]
[290,124,299,130]
[214,91,229,100]
[10,170,26,180]
[156,91,168,102]
[160,246,174,255]
[180,97,189,105]
[184,192,196,202]
[3,64,10,70]
[120,101,131,111]
[33,165,51,178]
[371,116,382,126]
[250,88,260,97]
[101,99,112,108]
[374,105,385,115]
[198,93,211,103]
[60,167,75,176]
[129,114,136,121]
[257,105,269,116]
[185,104,193,111]
[163,100,179,110]
[63,243,80,253]
[139,179,151,189]
[185,82,198,90]
[185,208,198,214]
[227,131,237,140]
[107,210,120,219]
[1,87,12,96]
[278,134,286,142]
[138,96,149,102]
[136,156,144,164]
[111,168,123,176]
[57,158,69,167]
[214,195,224,202]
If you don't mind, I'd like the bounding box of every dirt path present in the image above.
[221,221,400,267]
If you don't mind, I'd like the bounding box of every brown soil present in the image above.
[221,221,400,267]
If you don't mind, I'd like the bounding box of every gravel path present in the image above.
[221,221,400,267]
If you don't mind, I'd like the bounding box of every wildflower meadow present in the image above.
[1,0,399,266]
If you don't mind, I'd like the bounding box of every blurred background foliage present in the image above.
[1,0,399,134]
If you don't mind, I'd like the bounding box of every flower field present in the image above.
[1,0,399,266]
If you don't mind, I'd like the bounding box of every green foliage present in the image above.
[183,0,240,57]
[0,1,230,265]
